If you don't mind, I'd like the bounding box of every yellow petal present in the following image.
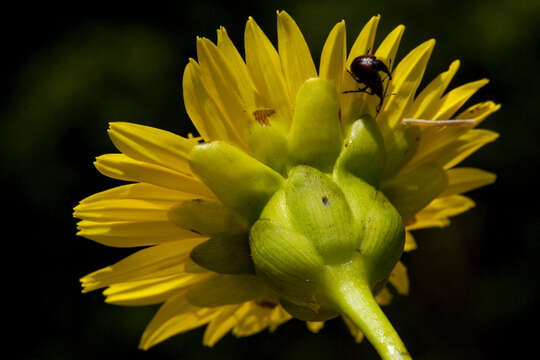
[407,129,498,171]
[403,122,473,172]
[319,20,346,91]
[382,164,448,221]
[379,39,435,129]
[347,15,380,63]
[169,198,247,236]
[94,153,214,197]
[306,321,325,333]
[406,195,475,230]
[375,286,394,306]
[366,25,405,116]
[342,317,365,343]
[80,238,205,292]
[78,183,213,204]
[245,17,292,126]
[74,198,174,222]
[182,60,241,144]
[216,27,264,111]
[76,219,202,247]
[196,37,251,146]
[139,292,220,350]
[268,305,292,332]
[277,10,317,102]
[456,101,501,126]
[375,25,405,73]
[186,274,267,307]
[433,79,489,120]
[441,167,496,196]
[107,122,197,175]
[389,261,409,295]
[203,304,250,347]
[104,272,208,306]
[404,231,417,252]
[441,129,499,169]
[407,60,460,119]
[341,15,380,125]
[232,302,272,337]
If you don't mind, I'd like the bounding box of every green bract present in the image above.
[189,78,410,359]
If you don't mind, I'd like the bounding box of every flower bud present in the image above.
[250,164,404,312]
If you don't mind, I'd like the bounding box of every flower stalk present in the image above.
[324,264,411,360]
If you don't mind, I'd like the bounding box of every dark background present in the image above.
[3,1,539,359]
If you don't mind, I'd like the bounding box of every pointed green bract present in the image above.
[285,166,357,264]
[190,233,254,275]
[288,78,342,172]
[382,123,421,178]
[189,141,285,223]
[335,115,386,187]
[280,298,338,322]
[333,173,405,287]
[250,217,324,304]
[168,199,247,236]
[247,121,289,175]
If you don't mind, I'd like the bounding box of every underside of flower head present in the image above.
[75,10,499,358]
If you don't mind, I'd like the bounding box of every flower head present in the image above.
[75,11,499,358]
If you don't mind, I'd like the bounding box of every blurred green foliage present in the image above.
[3,1,539,359]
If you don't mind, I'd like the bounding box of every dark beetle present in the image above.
[344,55,392,112]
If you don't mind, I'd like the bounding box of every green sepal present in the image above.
[335,115,386,187]
[186,274,268,307]
[355,188,404,287]
[168,199,247,236]
[247,118,289,176]
[334,173,405,287]
[280,299,338,322]
[190,233,254,275]
[285,166,357,264]
[288,78,342,172]
[189,141,285,223]
[382,123,421,178]
[250,218,324,304]
[382,164,448,222]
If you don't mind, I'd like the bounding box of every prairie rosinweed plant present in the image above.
[75,11,499,360]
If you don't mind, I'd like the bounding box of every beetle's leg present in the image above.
[364,87,376,95]
[343,85,369,94]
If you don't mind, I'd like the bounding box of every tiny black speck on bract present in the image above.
[322,196,329,206]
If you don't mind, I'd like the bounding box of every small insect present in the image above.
[344,55,392,112]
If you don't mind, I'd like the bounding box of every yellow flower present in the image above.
[75,11,499,358]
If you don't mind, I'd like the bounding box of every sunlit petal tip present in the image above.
[319,20,346,89]
[277,9,317,99]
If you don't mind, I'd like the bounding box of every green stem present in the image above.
[325,265,412,360]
